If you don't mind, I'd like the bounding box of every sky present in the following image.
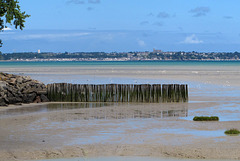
[1,0,240,53]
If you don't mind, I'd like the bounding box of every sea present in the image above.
[0,60,240,67]
[1,60,240,84]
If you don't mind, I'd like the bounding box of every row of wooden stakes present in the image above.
[47,83,188,103]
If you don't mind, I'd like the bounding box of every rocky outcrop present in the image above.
[0,72,49,106]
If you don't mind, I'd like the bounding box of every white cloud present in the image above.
[137,39,146,47]
[140,21,149,25]
[189,7,210,17]
[67,0,85,4]
[88,0,100,4]
[100,33,113,41]
[157,12,170,18]
[153,22,163,27]
[67,0,101,5]
[2,27,12,31]
[0,32,15,35]
[181,34,203,44]
[12,32,90,40]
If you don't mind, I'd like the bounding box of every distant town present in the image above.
[1,49,240,61]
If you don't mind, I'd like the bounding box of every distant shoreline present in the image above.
[1,59,240,62]
[1,51,240,62]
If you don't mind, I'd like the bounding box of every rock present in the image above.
[9,78,17,85]
[22,95,29,103]
[22,76,31,83]
[41,94,49,102]
[33,96,41,103]
[37,90,47,95]
[14,103,22,105]
[0,81,7,88]
[8,96,22,104]
[3,96,9,104]
[16,77,23,84]
[23,93,37,103]
[22,88,38,94]
[0,72,49,106]
[0,98,7,106]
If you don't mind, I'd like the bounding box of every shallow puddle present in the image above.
[0,103,188,120]
[183,102,240,121]
[65,118,226,146]
[151,128,225,137]
[0,103,112,116]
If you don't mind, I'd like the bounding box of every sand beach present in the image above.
[0,62,240,160]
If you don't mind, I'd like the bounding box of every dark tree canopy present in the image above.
[0,0,30,48]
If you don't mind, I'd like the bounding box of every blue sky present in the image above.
[1,0,240,53]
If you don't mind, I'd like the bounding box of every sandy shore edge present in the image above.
[1,143,240,161]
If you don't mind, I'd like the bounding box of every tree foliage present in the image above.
[0,0,30,47]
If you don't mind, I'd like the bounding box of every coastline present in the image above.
[1,59,240,62]
[0,63,240,160]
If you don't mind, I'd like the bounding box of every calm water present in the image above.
[0,60,240,67]
[0,103,112,116]
[0,103,188,120]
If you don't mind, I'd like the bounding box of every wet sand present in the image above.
[30,157,240,161]
[0,102,240,161]
[2,65,240,87]
[0,65,240,160]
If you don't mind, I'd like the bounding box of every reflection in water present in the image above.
[0,103,188,120]
[0,103,112,116]
[69,106,188,120]
[48,103,188,120]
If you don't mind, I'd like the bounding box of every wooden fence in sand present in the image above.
[47,83,188,103]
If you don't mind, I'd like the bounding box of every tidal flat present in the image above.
[0,61,240,160]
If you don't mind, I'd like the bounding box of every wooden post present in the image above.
[46,83,188,103]
[162,84,166,103]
